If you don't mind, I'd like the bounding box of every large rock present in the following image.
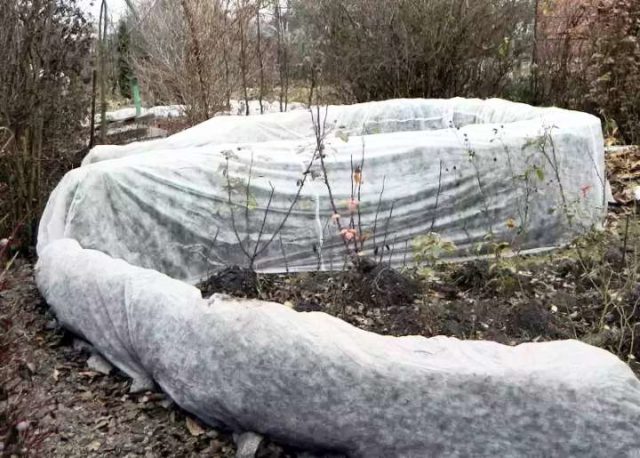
[36,239,640,457]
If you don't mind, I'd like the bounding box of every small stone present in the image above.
[234,431,263,458]
[186,416,205,437]
[129,377,154,394]
[73,339,93,353]
[45,319,58,330]
[159,399,173,409]
[87,354,113,375]
[16,421,30,433]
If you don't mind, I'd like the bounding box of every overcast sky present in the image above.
[79,0,128,23]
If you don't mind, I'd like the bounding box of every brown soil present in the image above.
[199,231,640,377]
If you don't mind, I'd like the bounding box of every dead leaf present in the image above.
[78,371,99,378]
[93,418,110,431]
[353,167,362,185]
[185,416,205,437]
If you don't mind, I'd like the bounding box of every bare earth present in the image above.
[1,262,238,457]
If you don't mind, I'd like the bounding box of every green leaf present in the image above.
[535,167,545,181]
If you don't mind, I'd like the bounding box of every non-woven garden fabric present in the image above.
[39,98,606,281]
[84,100,307,166]
[36,239,640,458]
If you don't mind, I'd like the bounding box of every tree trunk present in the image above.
[181,0,210,120]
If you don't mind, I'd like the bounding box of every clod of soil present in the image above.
[198,265,259,298]
[505,299,558,338]
[345,261,420,309]
[452,260,491,290]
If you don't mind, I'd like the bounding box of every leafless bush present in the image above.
[130,0,230,122]
[530,0,592,106]
[130,0,284,122]
[0,0,93,246]
[291,0,534,102]
[118,0,640,142]
[585,0,640,144]
[532,0,640,144]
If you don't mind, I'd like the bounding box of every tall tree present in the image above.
[116,19,133,99]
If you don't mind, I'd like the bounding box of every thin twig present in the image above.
[0,127,15,156]
[430,160,443,232]
[349,153,356,236]
[379,201,396,263]
[540,127,571,226]
[250,181,276,269]
[225,156,253,262]
[388,235,398,264]
[312,104,354,257]
[402,240,409,268]
[357,135,365,251]
[202,226,221,280]
[252,129,323,261]
[245,153,254,228]
[622,213,630,267]
[279,232,289,274]
[372,175,387,250]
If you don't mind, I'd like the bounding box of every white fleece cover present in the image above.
[96,100,306,124]
[35,99,639,456]
[39,98,607,281]
[36,239,640,457]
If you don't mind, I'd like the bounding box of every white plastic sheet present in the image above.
[35,239,640,457]
[40,98,606,281]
